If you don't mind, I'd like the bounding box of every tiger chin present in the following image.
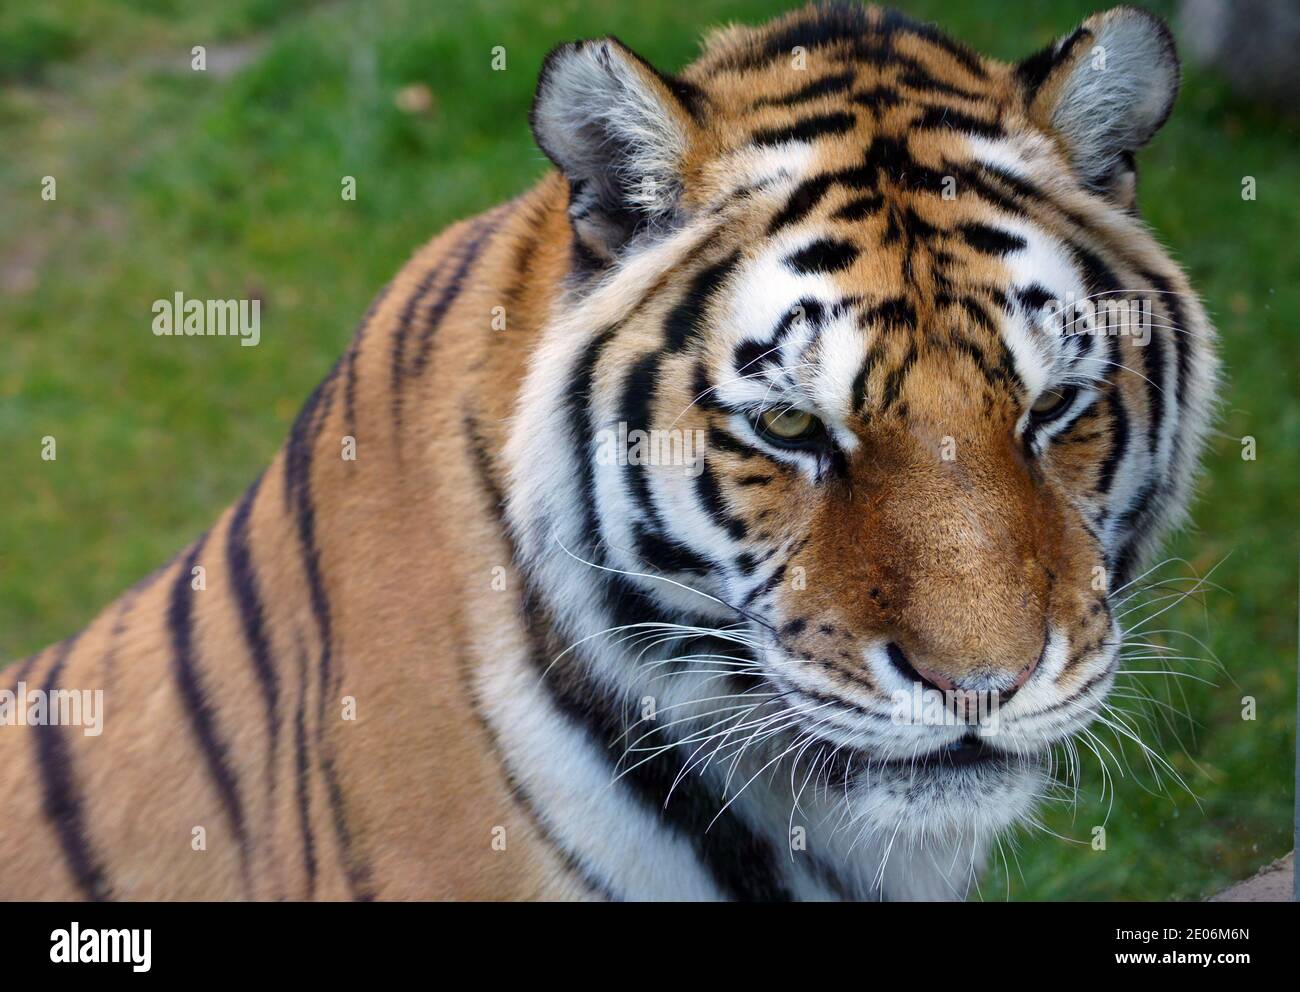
[0,3,1217,902]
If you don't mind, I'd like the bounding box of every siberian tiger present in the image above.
[0,3,1218,901]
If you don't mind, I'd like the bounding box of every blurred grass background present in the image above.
[1,0,1296,899]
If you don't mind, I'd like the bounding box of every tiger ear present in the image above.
[531,37,701,265]
[1016,6,1180,207]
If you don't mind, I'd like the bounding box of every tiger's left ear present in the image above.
[531,37,702,265]
[1016,6,1180,207]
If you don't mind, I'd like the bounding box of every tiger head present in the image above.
[509,3,1217,893]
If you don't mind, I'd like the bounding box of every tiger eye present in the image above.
[758,407,819,440]
[1030,388,1071,417]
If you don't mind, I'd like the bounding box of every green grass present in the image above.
[1,0,1296,900]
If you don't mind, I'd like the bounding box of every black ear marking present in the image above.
[1017,6,1180,205]
[530,37,701,267]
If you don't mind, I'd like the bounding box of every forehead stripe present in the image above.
[785,239,859,275]
[751,70,856,109]
[914,105,1003,140]
[830,193,884,221]
[751,111,858,147]
[957,222,1028,256]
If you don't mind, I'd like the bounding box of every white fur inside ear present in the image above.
[1048,9,1179,190]
[532,40,687,221]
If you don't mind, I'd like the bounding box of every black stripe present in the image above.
[283,370,375,901]
[957,221,1026,256]
[767,143,928,236]
[292,636,318,899]
[343,281,393,439]
[946,296,1022,393]
[33,635,113,901]
[831,193,884,221]
[751,111,857,147]
[1069,243,1123,299]
[463,415,508,525]
[785,238,859,275]
[695,462,748,541]
[734,337,777,377]
[863,135,951,193]
[226,474,280,790]
[850,346,880,413]
[1016,283,1054,314]
[620,353,717,574]
[708,425,765,461]
[752,70,856,108]
[1095,387,1130,496]
[847,85,899,115]
[439,457,620,902]
[1141,311,1168,453]
[1110,480,1161,589]
[720,3,875,72]
[407,215,501,378]
[521,581,792,901]
[863,296,916,331]
[501,195,551,316]
[607,260,742,568]
[881,344,918,410]
[881,204,939,253]
[98,593,138,692]
[941,160,1035,219]
[664,251,742,352]
[632,525,714,576]
[896,70,985,102]
[463,411,779,900]
[914,105,1001,139]
[690,361,725,413]
[620,352,666,530]
[732,297,821,376]
[168,534,254,895]
[878,8,988,80]
[389,260,451,430]
[850,85,902,112]
[570,326,621,559]
[768,175,834,233]
[1141,270,1191,413]
[741,558,788,609]
[1015,27,1089,101]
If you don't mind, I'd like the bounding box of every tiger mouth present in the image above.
[879,734,1010,771]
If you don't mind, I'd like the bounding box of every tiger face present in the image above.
[512,3,1217,895]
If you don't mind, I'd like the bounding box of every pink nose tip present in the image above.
[887,642,1039,700]
[1008,656,1039,692]
[908,659,956,692]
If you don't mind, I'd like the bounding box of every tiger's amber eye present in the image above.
[758,407,819,440]
[1030,388,1070,417]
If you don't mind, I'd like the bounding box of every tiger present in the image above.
[0,2,1218,901]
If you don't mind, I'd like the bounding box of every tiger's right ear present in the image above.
[531,37,703,266]
[1016,6,1179,207]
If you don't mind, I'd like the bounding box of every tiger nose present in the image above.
[885,642,1039,701]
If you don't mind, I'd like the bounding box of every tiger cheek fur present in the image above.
[1,4,1217,902]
